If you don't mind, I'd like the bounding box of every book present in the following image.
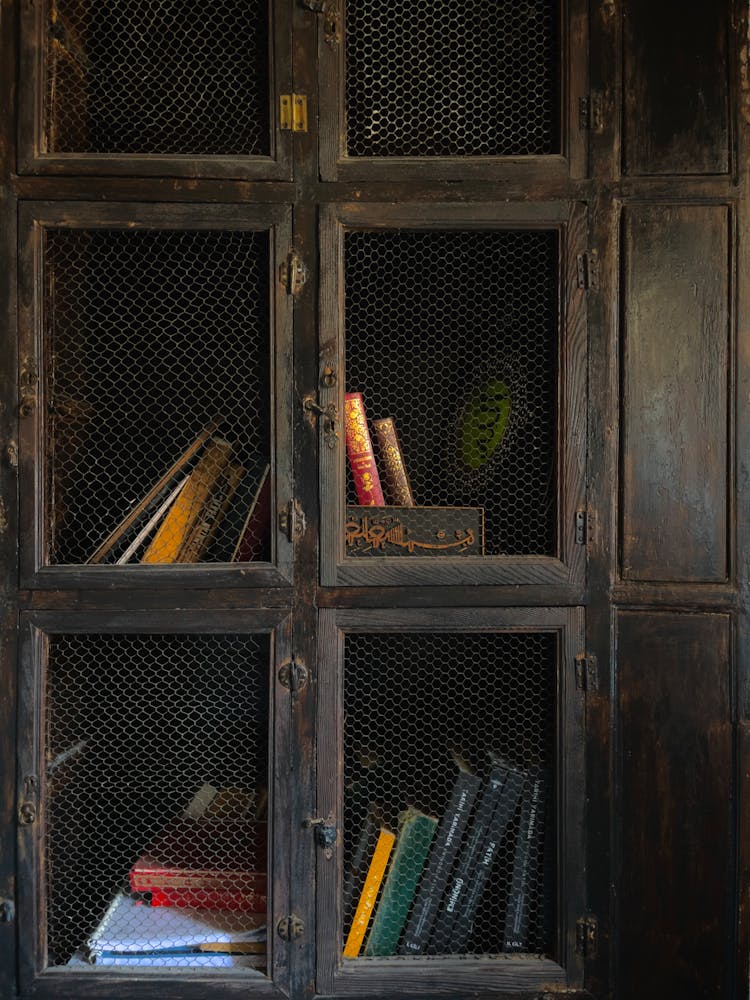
[343,827,396,958]
[342,801,385,921]
[84,892,266,967]
[502,767,547,953]
[345,392,385,507]
[428,759,520,955]
[363,806,437,956]
[87,419,222,564]
[140,436,233,564]
[372,416,415,506]
[231,463,272,562]
[114,478,188,564]
[177,461,244,563]
[399,755,481,954]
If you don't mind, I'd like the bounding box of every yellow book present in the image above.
[343,828,396,958]
[140,438,233,564]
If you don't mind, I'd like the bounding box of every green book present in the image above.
[364,806,438,956]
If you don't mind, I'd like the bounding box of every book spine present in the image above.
[502,768,547,953]
[141,438,232,564]
[372,417,414,507]
[428,766,508,955]
[399,767,481,954]
[364,808,437,956]
[448,766,525,954]
[345,393,385,506]
[177,462,244,563]
[343,828,396,958]
[232,464,272,563]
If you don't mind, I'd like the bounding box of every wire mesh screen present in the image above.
[342,631,556,958]
[345,0,559,158]
[43,227,272,566]
[43,632,270,970]
[344,229,559,557]
[44,0,270,156]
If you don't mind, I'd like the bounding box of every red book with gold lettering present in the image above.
[345,392,385,506]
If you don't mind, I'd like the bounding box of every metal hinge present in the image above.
[19,355,38,418]
[279,251,308,296]
[278,656,308,699]
[576,250,599,291]
[279,499,305,542]
[578,92,604,132]
[277,914,305,941]
[575,508,594,545]
[575,653,599,693]
[279,93,308,132]
[576,914,598,959]
[301,0,341,46]
[0,899,15,923]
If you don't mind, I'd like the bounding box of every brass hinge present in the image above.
[279,498,305,542]
[279,93,308,132]
[575,914,598,959]
[19,355,38,418]
[578,91,604,132]
[576,250,600,291]
[279,252,308,296]
[278,656,308,699]
[575,508,594,545]
[575,653,599,693]
[277,914,305,941]
[301,0,341,46]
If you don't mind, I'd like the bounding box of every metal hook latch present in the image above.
[304,396,340,449]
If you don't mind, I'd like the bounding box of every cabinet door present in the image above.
[18,0,292,179]
[318,202,588,591]
[315,0,588,182]
[315,608,586,996]
[17,202,294,588]
[16,610,293,997]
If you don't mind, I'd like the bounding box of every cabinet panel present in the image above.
[315,608,585,995]
[620,204,730,583]
[18,0,292,179]
[317,0,588,181]
[17,611,292,997]
[17,202,294,588]
[622,0,730,176]
[616,610,733,998]
[319,202,587,588]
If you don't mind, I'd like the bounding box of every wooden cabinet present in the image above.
[0,1,745,999]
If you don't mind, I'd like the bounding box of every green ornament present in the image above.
[459,379,511,470]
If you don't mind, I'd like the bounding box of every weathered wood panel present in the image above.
[617,610,732,999]
[622,0,730,175]
[621,204,729,582]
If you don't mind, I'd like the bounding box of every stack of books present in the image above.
[86,419,271,565]
[342,755,548,959]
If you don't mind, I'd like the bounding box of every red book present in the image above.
[345,393,385,506]
[129,819,268,912]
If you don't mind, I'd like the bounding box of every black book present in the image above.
[399,755,481,955]
[501,766,547,953]
[428,760,510,955]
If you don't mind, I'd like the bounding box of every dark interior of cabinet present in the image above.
[45,0,270,155]
[344,228,560,557]
[43,631,270,970]
[343,631,557,959]
[43,226,272,566]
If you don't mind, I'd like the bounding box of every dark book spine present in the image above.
[399,767,481,955]
[502,767,547,953]
[448,766,525,954]
[428,766,508,955]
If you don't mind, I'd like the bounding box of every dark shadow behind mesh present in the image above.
[344,229,559,557]
[343,631,556,958]
[44,632,270,969]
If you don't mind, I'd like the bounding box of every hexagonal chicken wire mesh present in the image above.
[43,632,270,970]
[44,0,270,156]
[43,227,272,566]
[344,228,559,557]
[345,0,560,158]
[342,631,556,958]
